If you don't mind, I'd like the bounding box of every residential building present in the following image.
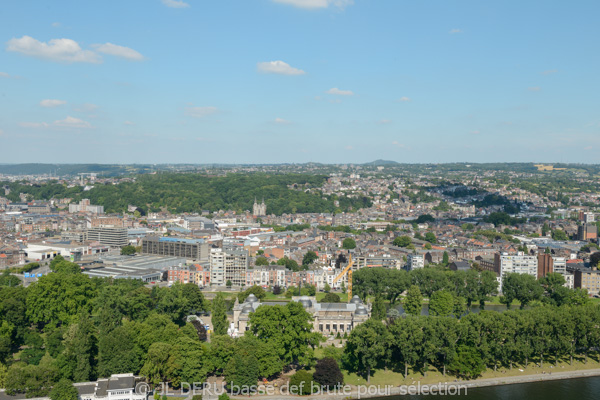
[537,253,554,278]
[69,199,104,214]
[407,254,424,270]
[495,252,538,290]
[87,227,128,247]
[210,248,249,286]
[142,236,209,262]
[572,266,600,296]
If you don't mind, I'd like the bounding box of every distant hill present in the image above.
[0,164,154,176]
[365,159,400,166]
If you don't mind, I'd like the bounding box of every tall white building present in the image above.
[407,254,425,270]
[496,252,538,291]
[210,248,249,286]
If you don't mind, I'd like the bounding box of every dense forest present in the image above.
[2,173,372,215]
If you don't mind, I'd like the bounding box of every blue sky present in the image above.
[1,0,599,164]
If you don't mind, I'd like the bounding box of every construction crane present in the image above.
[333,254,354,301]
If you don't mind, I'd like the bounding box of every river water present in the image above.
[371,376,600,400]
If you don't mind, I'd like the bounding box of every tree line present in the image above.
[345,304,600,381]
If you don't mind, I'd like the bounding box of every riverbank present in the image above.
[219,360,600,400]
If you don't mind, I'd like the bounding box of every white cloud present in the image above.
[52,22,61,28]
[0,72,9,78]
[272,0,353,9]
[449,28,462,34]
[326,87,354,96]
[92,43,145,61]
[19,116,91,129]
[6,35,101,63]
[471,130,480,135]
[161,0,190,8]
[345,145,353,150]
[40,99,67,108]
[392,141,406,148]
[274,118,291,124]
[257,60,305,75]
[378,119,392,124]
[54,116,92,128]
[185,106,218,118]
[528,86,541,92]
[124,120,135,126]
[397,96,411,102]
[0,129,3,136]
[584,146,593,151]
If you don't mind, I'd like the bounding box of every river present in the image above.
[371,376,600,400]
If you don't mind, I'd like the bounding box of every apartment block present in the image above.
[142,236,209,262]
[210,248,248,287]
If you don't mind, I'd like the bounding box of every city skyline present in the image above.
[1,0,599,163]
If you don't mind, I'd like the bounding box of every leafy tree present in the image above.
[393,235,412,248]
[182,283,207,315]
[248,302,320,367]
[424,232,437,244]
[448,345,485,379]
[321,293,340,303]
[342,238,356,250]
[501,273,543,309]
[272,285,281,295]
[552,229,568,241]
[388,316,424,377]
[211,293,229,336]
[343,319,388,383]
[98,325,139,378]
[416,214,434,224]
[236,335,283,378]
[403,286,423,316]
[26,273,95,326]
[442,251,449,266]
[591,252,600,267]
[289,370,314,395]
[225,352,259,392]
[6,355,60,397]
[323,283,331,293]
[371,295,386,321]
[140,342,177,385]
[120,245,136,256]
[428,290,454,317]
[277,257,300,272]
[57,311,96,382]
[313,357,343,389]
[49,379,78,400]
[302,251,318,266]
[208,335,236,373]
[0,270,20,287]
[226,280,232,288]
[254,256,269,266]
